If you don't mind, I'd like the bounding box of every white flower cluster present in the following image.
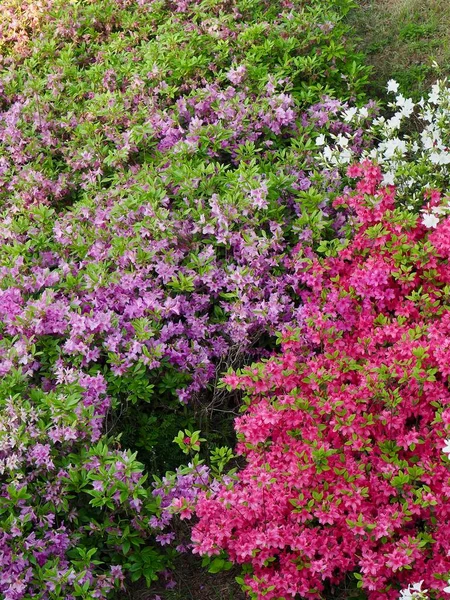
[399,581,428,600]
[420,202,450,229]
[315,79,450,226]
[399,579,450,600]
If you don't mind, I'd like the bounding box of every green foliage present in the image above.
[125,545,167,586]
[120,407,194,474]
[210,445,235,476]
[202,553,234,574]
[173,429,206,454]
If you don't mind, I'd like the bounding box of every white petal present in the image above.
[382,172,395,185]
[387,79,399,93]
[422,213,440,228]
[316,134,326,146]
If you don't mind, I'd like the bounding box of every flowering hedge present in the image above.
[193,162,450,599]
[4,0,450,596]
[0,0,375,403]
[0,0,378,597]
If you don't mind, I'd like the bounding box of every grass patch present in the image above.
[347,0,450,98]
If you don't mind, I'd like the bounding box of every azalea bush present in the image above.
[192,162,450,599]
[0,0,374,405]
[0,0,370,214]
[6,0,450,598]
[0,367,168,599]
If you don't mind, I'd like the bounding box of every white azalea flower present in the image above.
[396,94,406,107]
[359,106,369,118]
[411,582,426,593]
[323,145,333,160]
[432,205,450,215]
[399,581,428,600]
[336,134,349,148]
[443,439,450,455]
[383,138,407,159]
[422,213,440,228]
[420,131,434,149]
[429,83,441,104]
[387,79,399,93]
[342,106,357,122]
[430,151,450,165]
[315,134,326,146]
[386,114,403,130]
[338,148,353,165]
[382,171,395,185]
[400,98,415,117]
